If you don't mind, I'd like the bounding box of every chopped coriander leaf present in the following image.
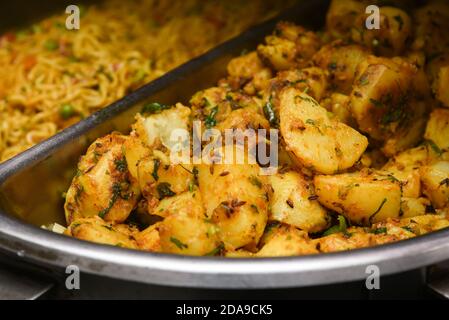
[323,225,340,236]
[401,226,415,233]
[296,95,319,106]
[249,175,262,188]
[205,106,218,128]
[425,140,443,156]
[98,183,122,218]
[157,182,176,199]
[170,237,188,250]
[371,227,387,234]
[205,243,224,256]
[188,180,195,192]
[338,215,347,233]
[114,157,127,172]
[306,119,316,125]
[141,102,169,114]
[369,198,387,223]
[381,108,404,125]
[323,215,347,236]
[152,159,160,181]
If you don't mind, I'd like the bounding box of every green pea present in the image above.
[44,39,59,51]
[59,104,75,119]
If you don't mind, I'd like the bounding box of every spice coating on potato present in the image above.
[314,169,402,225]
[280,88,368,174]
[64,133,140,224]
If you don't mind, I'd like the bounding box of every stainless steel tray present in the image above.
[1,0,449,290]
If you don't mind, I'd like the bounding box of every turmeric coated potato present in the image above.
[427,55,449,108]
[268,171,329,233]
[420,161,449,209]
[314,169,402,225]
[312,42,369,94]
[64,133,140,224]
[424,109,449,150]
[412,1,449,57]
[66,217,138,249]
[136,155,194,212]
[326,0,366,40]
[280,88,368,174]
[257,22,321,71]
[257,224,318,257]
[156,192,220,256]
[351,6,412,57]
[197,145,269,250]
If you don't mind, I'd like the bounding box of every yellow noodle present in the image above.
[0,0,292,161]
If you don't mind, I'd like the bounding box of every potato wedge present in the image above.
[67,217,138,249]
[257,22,321,71]
[425,108,449,150]
[312,41,369,94]
[197,145,269,249]
[325,0,365,40]
[257,224,318,257]
[136,155,193,210]
[156,192,220,256]
[420,161,449,209]
[350,56,418,141]
[64,133,140,224]
[132,103,191,151]
[351,6,412,56]
[314,169,402,225]
[279,87,368,174]
[268,171,328,233]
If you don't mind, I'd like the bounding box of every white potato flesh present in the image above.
[314,169,402,225]
[420,161,449,209]
[400,197,430,218]
[279,87,368,174]
[132,103,191,151]
[268,171,328,233]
